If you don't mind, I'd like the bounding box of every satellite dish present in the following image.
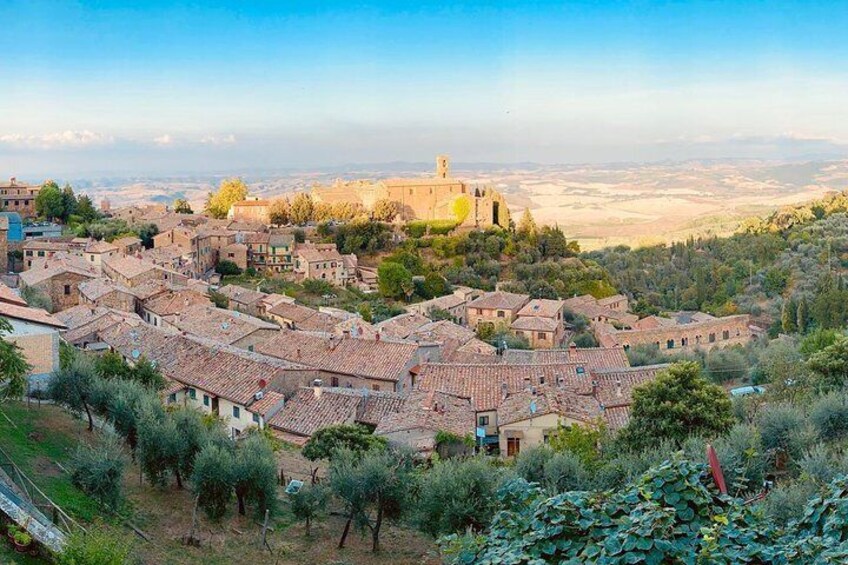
[131,349,140,359]
[529,401,537,414]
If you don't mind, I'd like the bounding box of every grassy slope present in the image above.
[0,402,437,565]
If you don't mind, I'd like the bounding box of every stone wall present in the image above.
[599,314,752,353]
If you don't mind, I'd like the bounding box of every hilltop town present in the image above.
[5,161,848,562]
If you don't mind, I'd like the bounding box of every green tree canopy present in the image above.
[173,198,193,214]
[35,180,65,220]
[377,261,413,300]
[619,361,733,449]
[0,318,31,401]
[302,424,386,462]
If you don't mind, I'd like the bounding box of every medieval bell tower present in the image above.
[436,154,450,179]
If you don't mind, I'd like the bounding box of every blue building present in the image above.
[0,212,23,242]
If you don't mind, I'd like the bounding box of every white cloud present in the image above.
[0,130,114,149]
[199,134,236,145]
[153,134,173,146]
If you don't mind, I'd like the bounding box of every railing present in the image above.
[0,443,84,537]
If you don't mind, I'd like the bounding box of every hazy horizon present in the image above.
[4,1,848,176]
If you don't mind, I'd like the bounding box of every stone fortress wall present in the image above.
[312,155,510,228]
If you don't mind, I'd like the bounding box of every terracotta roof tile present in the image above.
[268,386,404,437]
[256,330,419,384]
[498,385,600,426]
[0,301,65,328]
[168,303,278,345]
[467,291,530,311]
[502,346,630,370]
[375,389,475,442]
[516,299,564,319]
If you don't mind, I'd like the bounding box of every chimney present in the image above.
[501,381,509,399]
[296,347,301,359]
[591,379,599,397]
[9,177,15,185]
[312,379,323,398]
[569,342,577,350]
[375,332,381,342]
[616,378,622,398]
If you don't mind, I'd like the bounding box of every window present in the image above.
[232,406,240,419]
[722,330,730,340]
[63,284,71,295]
[623,344,630,352]
[476,308,483,315]
[372,384,380,391]
[253,413,260,424]
[709,333,716,343]
[331,376,339,387]
[188,388,196,400]
[497,311,505,318]
[576,366,586,375]
[37,251,45,257]
[507,437,521,457]
[203,395,209,407]
[539,376,546,385]
[248,345,254,352]
[168,393,176,404]
[667,339,675,349]
[478,415,489,426]
[537,332,546,340]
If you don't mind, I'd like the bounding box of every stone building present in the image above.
[511,299,566,349]
[312,155,510,228]
[466,291,530,330]
[0,178,40,218]
[19,254,98,312]
[596,312,753,353]
[229,199,271,224]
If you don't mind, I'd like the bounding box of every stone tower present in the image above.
[436,155,450,179]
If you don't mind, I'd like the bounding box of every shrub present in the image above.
[57,527,133,565]
[514,446,553,484]
[810,392,848,441]
[763,479,819,527]
[416,457,503,537]
[542,451,590,493]
[215,260,242,276]
[758,403,815,468]
[70,433,128,509]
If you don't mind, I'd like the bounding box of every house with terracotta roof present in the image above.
[99,321,305,437]
[406,292,469,325]
[497,385,601,457]
[229,199,271,224]
[267,384,404,445]
[563,295,639,328]
[511,299,566,349]
[83,240,119,272]
[0,282,67,389]
[266,301,338,332]
[140,288,211,328]
[78,278,137,312]
[221,242,248,271]
[466,291,530,330]
[111,236,143,255]
[256,330,428,392]
[241,231,270,271]
[502,343,630,370]
[293,242,355,286]
[163,303,279,350]
[416,358,666,455]
[217,284,267,317]
[55,305,142,349]
[102,254,188,288]
[22,239,75,269]
[267,233,295,273]
[19,253,99,312]
[375,389,475,456]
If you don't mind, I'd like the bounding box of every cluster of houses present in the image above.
[0,197,758,459]
[20,202,370,290]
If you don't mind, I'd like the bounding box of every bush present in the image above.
[514,446,553,484]
[797,444,847,484]
[215,260,242,276]
[810,392,848,441]
[542,451,590,493]
[416,457,503,537]
[70,433,128,509]
[57,527,133,565]
[758,403,815,468]
[763,479,819,527]
[712,424,765,495]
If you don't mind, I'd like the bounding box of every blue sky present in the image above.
[2,1,848,175]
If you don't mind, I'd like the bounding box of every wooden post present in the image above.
[260,509,271,552]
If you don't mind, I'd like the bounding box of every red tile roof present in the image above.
[501,346,630,370]
[498,385,600,426]
[256,331,419,384]
[467,291,530,311]
[375,389,475,440]
[0,301,66,328]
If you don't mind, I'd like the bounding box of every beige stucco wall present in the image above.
[498,413,584,457]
